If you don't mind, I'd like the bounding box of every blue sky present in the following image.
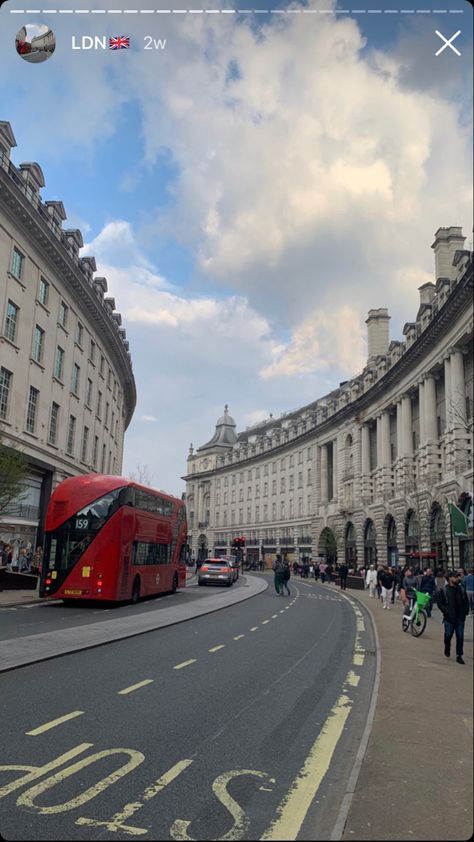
[0,0,472,495]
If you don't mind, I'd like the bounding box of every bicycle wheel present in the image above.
[402,614,410,632]
[411,608,427,637]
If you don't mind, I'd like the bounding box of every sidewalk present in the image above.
[341,585,473,841]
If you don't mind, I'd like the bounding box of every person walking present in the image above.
[281,558,291,595]
[376,565,384,601]
[319,561,328,583]
[338,562,349,590]
[272,553,283,596]
[420,567,437,617]
[365,564,377,597]
[464,568,474,614]
[437,570,470,664]
[380,567,395,609]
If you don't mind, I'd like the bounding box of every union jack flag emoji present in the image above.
[109,36,130,50]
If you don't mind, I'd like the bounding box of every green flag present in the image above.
[448,503,469,539]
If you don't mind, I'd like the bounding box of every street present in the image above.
[0,577,376,841]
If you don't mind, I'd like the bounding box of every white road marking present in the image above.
[261,620,270,624]
[173,659,197,670]
[233,635,245,640]
[118,680,154,695]
[250,626,259,632]
[208,645,225,653]
[26,711,84,736]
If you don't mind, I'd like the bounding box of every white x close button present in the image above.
[435,30,462,57]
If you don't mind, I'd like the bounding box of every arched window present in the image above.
[430,504,447,569]
[345,521,357,567]
[459,495,473,568]
[345,434,354,476]
[386,516,397,567]
[364,519,377,565]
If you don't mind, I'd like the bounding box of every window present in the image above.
[298,451,303,464]
[66,415,76,455]
[289,455,294,467]
[26,386,39,433]
[105,402,110,427]
[264,465,269,476]
[32,325,44,363]
[289,475,294,490]
[231,490,236,503]
[307,468,312,484]
[75,322,84,346]
[90,339,96,364]
[92,435,99,467]
[132,542,171,566]
[281,477,285,492]
[38,277,49,306]
[0,367,12,420]
[307,447,312,460]
[264,482,268,496]
[239,488,244,502]
[298,472,303,488]
[101,443,106,471]
[59,301,68,328]
[272,480,276,495]
[247,470,252,480]
[107,368,112,389]
[86,378,93,406]
[224,492,228,504]
[100,355,105,377]
[11,247,24,280]
[81,426,89,462]
[71,363,80,395]
[48,402,60,445]
[216,494,220,507]
[255,506,260,523]
[272,462,276,474]
[97,390,102,419]
[247,486,252,500]
[256,467,260,479]
[4,301,19,342]
[54,346,65,380]
[111,410,115,437]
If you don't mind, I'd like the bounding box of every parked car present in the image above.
[198,558,234,587]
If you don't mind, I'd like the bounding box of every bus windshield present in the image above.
[45,486,130,572]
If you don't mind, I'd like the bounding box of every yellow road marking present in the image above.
[118,680,154,695]
[353,653,365,666]
[346,671,360,687]
[26,711,84,736]
[260,691,353,840]
[250,626,259,632]
[173,659,197,670]
[77,759,194,835]
[233,634,245,640]
[209,645,225,653]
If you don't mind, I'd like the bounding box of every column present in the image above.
[401,396,413,456]
[396,401,403,457]
[450,349,466,423]
[418,382,425,444]
[332,439,338,502]
[320,445,328,503]
[380,411,391,465]
[424,376,437,440]
[361,425,370,476]
[376,415,383,468]
[444,357,452,428]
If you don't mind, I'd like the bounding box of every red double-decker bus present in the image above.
[39,474,188,603]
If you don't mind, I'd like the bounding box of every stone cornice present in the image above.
[0,165,136,428]
[183,264,473,481]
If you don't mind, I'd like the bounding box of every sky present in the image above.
[0,0,472,495]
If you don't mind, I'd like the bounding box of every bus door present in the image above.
[119,509,135,599]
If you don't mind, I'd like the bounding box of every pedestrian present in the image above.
[400,567,417,608]
[437,570,470,664]
[338,562,349,590]
[420,567,437,617]
[281,558,291,596]
[365,565,377,597]
[376,565,384,600]
[464,568,474,615]
[380,566,395,609]
[319,561,328,583]
[303,559,310,578]
[18,547,29,572]
[272,553,283,596]
[309,562,315,579]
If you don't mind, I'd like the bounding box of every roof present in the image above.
[197,405,238,452]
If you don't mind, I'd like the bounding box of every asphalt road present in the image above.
[0,578,377,841]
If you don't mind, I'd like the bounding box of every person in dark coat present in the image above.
[338,562,349,590]
[419,567,437,617]
[437,570,470,664]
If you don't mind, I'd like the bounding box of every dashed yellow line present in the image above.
[26,711,84,736]
[346,671,360,687]
[118,680,154,695]
[208,645,225,653]
[173,659,197,670]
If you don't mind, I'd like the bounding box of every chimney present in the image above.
[418,282,435,306]
[366,308,390,359]
[431,226,465,282]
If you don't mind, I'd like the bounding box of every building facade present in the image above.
[184,227,473,571]
[0,121,136,556]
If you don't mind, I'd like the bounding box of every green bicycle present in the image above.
[402,589,431,637]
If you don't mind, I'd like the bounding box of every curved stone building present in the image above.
[184,227,473,570]
[0,121,136,554]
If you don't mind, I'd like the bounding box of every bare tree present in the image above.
[0,425,27,516]
[128,464,154,487]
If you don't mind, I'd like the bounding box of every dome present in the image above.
[216,404,236,427]
[197,405,237,452]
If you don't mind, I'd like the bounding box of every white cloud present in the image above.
[140,415,158,422]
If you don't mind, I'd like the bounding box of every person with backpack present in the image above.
[272,553,284,596]
[281,558,291,596]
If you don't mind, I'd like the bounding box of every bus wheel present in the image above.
[131,577,141,604]
[171,573,178,594]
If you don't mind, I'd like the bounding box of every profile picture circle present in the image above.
[16,24,55,63]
